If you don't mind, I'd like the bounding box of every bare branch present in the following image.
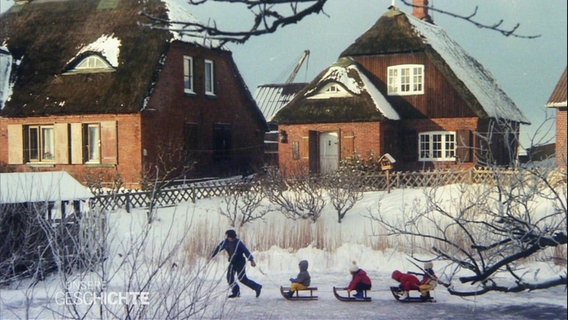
[400,0,540,39]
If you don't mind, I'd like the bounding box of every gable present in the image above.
[546,68,567,108]
[340,8,528,124]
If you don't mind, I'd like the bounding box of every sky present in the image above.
[1,0,567,149]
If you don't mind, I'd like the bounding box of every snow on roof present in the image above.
[0,171,93,204]
[306,59,400,120]
[71,34,121,67]
[307,64,363,95]
[163,0,224,49]
[0,45,13,109]
[407,14,529,123]
[353,64,400,120]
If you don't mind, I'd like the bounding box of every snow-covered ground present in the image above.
[0,184,566,319]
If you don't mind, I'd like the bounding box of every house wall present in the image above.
[278,122,384,175]
[0,114,143,188]
[142,42,265,179]
[556,108,567,168]
[351,53,477,118]
[398,117,479,171]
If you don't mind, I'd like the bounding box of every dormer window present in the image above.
[63,54,115,75]
[387,64,424,96]
[307,83,352,99]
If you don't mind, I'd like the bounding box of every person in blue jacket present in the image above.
[210,229,262,298]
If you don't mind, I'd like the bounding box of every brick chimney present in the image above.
[412,0,433,23]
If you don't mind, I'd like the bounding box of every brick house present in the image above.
[272,2,528,175]
[545,67,567,168]
[0,0,267,188]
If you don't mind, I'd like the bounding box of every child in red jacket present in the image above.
[346,261,372,299]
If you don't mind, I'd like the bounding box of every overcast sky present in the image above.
[2,0,567,148]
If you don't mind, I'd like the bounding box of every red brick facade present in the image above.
[0,114,142,188]
[556,108,567,168]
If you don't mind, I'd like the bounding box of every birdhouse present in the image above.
[379,153,396,171]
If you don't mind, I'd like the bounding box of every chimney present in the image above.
[412,0,433,23]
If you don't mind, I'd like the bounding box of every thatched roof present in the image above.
[341,8,529,124]
[545,67,567,108]
[273,57,398,124]
[0,0,190,117]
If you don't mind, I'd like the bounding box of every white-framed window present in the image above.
[183,55,194,94]
[84,123,101,163]
[64,55,114,74]
[418,131,456,161]
[307,83,352,99]
[387,64,424,96]
[26,125,55,162]
[204,59,215,95]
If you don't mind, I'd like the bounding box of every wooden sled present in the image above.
[390,286,436,303]
[332,286,371,302]
[280,286,318,300]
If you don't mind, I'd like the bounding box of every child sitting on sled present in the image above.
[346,261,372,299]
[286,260,311,297]
[392,262,437,301]
[418,261,437,299]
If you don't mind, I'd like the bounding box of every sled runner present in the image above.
[390,286,436,303]
[332,286,371,302]
[280,286,318,300]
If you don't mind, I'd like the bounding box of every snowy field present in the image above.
[0,184,566,319]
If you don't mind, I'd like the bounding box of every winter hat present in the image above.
[424,261,433,269]
[225,229,237,239]
[349,261,359,273]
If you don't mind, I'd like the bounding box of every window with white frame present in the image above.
[204,59,215,95]
[84,123,101,163]
[183,55,194,94]
[418,131,456,161]
[26,125,55,162]
[387,64,424,95]
[64,55,114,74]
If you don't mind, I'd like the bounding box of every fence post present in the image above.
[126,193,130,213]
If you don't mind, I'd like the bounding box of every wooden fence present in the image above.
[92,177,258,212]
[91,167,553,212]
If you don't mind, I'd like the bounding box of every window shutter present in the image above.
[7,124,23,164]
[70,123,84,164]
[101,121,117,164]
[341,130,355,159]
[54,123,69,164]
[300,136,309,159]
[456,130,472,162]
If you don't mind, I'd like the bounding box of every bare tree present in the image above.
[323,172,364,223]
[219,179,271,227]
[263,169,326,222]
[140,0,539,47]
[370,165,567,296]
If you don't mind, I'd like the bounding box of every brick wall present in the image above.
[0,114,143,188]
[557,108,567,168]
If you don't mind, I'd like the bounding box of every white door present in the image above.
[320,132,339,174]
